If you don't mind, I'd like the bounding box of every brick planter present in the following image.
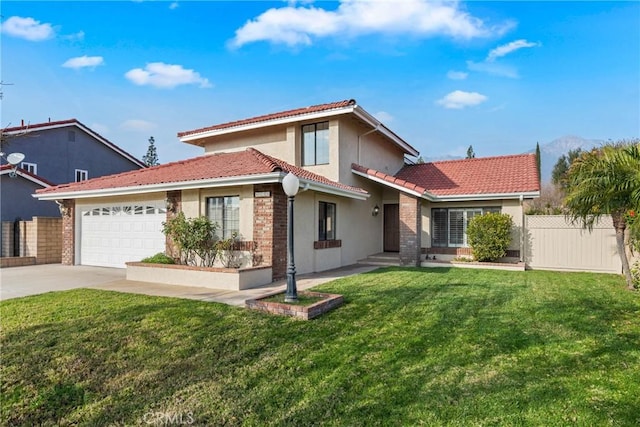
[246,291,344,320]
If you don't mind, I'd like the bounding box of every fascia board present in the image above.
[431,191,541,202]
[34,173,283,201]
[179,106,357,142]
[298,178,369,201]
[352,107,420,157]
[351,168,427,199]
[1,170,51,188]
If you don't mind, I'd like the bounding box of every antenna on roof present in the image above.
[0,81,14,100]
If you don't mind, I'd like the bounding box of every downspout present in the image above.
[520,194,525,264]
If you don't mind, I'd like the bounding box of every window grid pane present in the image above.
[302,122,329,166]
[318,201,337,241]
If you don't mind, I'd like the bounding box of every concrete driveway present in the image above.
[0,264,126,300]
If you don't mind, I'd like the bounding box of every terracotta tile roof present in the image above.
[36,148,367,197]
[395,154,540,196]
[177,99,356,138]
[351,163,428,195]
[3,119,145,168]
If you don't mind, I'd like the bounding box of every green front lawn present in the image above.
[2,268,639,426]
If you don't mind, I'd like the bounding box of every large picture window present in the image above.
[302,122,329,166]
[207,196,240,239]
[432,207,500,248]
[318,201,336,241]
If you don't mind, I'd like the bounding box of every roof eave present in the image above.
[427,191,541,202]
[35,173,284,201]
[2,169,52,188]
[352,106,420,157]
[351,168,426,198]
[297,177,369,201]
[179,105,357,144]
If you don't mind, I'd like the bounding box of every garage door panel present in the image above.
[80,202,166,268]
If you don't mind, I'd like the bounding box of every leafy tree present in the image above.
[416,156,425,164]
[551,148,582,190]
[564,140,640,290]
[142,136,159,167]
[466,145,475,159]
[466,212,513,262]
[535,142,541,183]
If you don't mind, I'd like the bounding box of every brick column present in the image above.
[61,199,76,265]
[399,192,422,267]
[253,184,287,281]
[165,190,182,260]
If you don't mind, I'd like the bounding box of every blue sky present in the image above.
[2,1,639,164]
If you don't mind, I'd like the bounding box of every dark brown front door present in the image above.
[383,204,400,252]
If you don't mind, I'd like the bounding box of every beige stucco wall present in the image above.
[203,126,294,163]
[291,186,383,275]
[337,117,406,187]
[421,198,523,251]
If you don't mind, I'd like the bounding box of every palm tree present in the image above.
[564,140,640,290]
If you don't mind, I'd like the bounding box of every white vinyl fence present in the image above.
[524,215,622,274]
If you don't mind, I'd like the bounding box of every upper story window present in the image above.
[21,162,37,174]
[318,201,336,241]
[75,169,88,182]
[207,196,240,239]
[302,121,329,166]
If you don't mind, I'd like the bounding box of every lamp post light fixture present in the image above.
[282,172,300,303]
[0,152,25,178]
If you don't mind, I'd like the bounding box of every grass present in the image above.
[1,267,639,426]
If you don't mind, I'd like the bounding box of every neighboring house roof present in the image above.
[3,119,146,168]
[35,148,369,200]
[352,154,540,201]
[0,164,53,188]
[177,99,419,157]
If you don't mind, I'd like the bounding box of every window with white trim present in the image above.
[302,121,329,166]
[75,169,88,182]
[207,196,240,239]
[431,207,501,248]
[21,162,37,174]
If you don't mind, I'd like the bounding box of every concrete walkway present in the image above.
[1,263,380,306]
[92,264,380,306]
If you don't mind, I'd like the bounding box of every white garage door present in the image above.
[79,202,167,268]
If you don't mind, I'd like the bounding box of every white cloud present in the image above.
[124,62,212,89]
[169,2,179,10]
[437,90,487,109]
[62,30,85,41]
[0,16,54,41]
[486,39,540,62]
[447,70,468,80]
[373,111,394,123]
[62,55,105,69]
[466,60,519,78]
[120,119,157,132]
[230,0,512,48]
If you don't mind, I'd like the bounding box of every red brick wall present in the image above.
[165,190,182,260]
[61,200,75,265]
[253,184,287,281]
[399,192,422,267]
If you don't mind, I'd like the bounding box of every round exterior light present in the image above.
[282,172,300,197]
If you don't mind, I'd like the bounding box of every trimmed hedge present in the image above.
[466,212,513,262]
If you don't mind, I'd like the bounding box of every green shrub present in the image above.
[466,212,514,262]
[141,253,175,264]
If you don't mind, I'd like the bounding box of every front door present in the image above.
[383,204,400,252]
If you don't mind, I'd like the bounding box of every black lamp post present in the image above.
[282,172,300,303]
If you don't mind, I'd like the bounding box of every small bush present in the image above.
[466,212,513,262]
[141,252,175,264]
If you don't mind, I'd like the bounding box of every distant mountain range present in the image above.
[535,135,604,183]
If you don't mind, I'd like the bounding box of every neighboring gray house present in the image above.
[1,119,145,223]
